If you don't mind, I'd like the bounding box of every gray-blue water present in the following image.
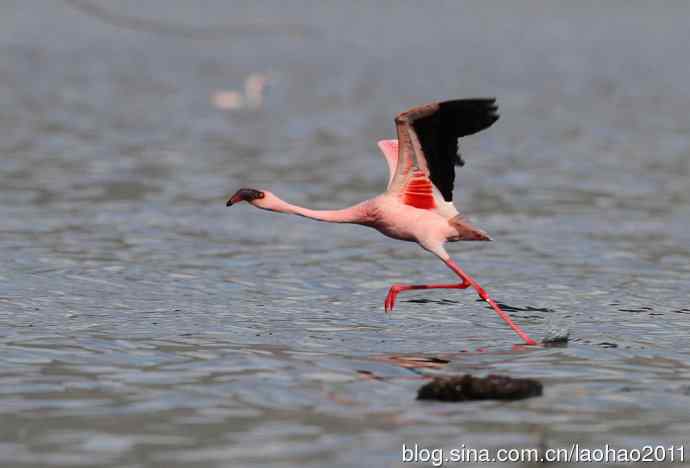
[1,2,690,467]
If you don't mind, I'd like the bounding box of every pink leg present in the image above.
[444,259,537,345]
[384,280,471,313]
[383,258,538,345]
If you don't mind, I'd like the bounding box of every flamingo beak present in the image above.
[226,188,264,206]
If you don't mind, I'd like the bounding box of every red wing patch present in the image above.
[403,170,436,209]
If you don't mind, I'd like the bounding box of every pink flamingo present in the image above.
[227,99,537,345]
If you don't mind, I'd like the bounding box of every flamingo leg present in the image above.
[444,258,537,345]
[383,258,537,346]
[384,280,471,313]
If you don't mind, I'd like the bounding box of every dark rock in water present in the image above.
[417,374,542,402]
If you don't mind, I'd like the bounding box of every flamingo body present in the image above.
[360,194,455,246]
[227,99,537,345]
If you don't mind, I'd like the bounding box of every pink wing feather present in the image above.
[377,139,399,189]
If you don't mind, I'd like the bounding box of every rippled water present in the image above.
[2,2,690,467]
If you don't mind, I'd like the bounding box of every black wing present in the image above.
[411,98,499,201]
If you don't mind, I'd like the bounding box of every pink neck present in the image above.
[263,196,370,225]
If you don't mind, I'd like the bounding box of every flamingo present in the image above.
[227,99,537,345]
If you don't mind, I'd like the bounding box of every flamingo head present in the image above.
[226,188,266,207]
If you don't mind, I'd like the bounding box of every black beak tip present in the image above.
[226,189,263,207]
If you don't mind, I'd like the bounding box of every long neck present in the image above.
[262,195,370,225]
